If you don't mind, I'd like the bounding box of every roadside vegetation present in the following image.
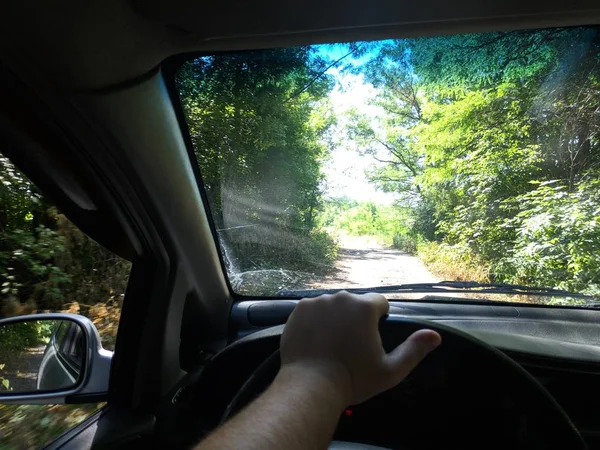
[177,49,341,292]
[319,199,419,250]
[339,28,600,297]
[0,153,130,447]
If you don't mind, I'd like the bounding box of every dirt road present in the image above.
[310,234,439,289]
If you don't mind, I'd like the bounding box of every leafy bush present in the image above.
[323,200,414,246]
[418,241,490,283]
[0,320,55,359]
[302,229,339,268]
[1,155,131,314]
[494,176,600,296]
[1,226,71,312]
[223,227,339,274]
[392,231,425,254]
[420,173,600,298]
[0,321,39,352]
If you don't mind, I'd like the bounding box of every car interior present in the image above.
[2,1,600,449]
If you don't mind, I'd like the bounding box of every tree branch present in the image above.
[371,155,401,165]
[286,46,360,102]
[373,137,419,177]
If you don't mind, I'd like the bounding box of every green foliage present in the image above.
[1,155,72,311]
[495,177,600,295]
[0,154,131,444]
[321,199,419,250]
[418,241,490,283]
[0,321,46,357]
[392,231,424,255]
[0,155,131,315]
[347,27,600,299]
[221,227,338,274]
[1,226,71,306]
[177,49,338,277]
[346,48,423,203]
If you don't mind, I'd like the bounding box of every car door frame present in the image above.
[0,53,232,447]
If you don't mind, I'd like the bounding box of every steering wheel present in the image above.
[221,317,586,450]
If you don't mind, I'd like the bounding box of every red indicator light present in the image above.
[344,409,353,416]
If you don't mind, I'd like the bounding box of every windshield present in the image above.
[175,26,600,307]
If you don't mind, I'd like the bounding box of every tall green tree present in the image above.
[350,27,600,292]
[347,46,425,203]
[177,48,337,272]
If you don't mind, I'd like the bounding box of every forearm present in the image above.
[195,364,348,450]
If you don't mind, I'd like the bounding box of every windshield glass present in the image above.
[176,26,600,306]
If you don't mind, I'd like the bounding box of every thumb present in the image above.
[384,329,441,384]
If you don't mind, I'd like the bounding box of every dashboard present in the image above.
[178,300,600,449]
[234,300,600,362]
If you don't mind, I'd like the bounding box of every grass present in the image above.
[415,241,581,305]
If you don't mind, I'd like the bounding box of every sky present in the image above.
[316,45,399,205]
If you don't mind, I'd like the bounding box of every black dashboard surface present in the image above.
[232,300,600,363]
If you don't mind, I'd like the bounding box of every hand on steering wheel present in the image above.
[220,292,586,449]
[280,291,441,405]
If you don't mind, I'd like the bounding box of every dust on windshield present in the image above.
[176,27,600,306]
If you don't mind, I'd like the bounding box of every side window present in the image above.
[0,153,131,448]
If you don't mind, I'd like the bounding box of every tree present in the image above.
[176,48,338,273]
[347,26,600,292]
[346,44,425,203]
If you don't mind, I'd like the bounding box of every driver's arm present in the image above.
[195,291,441,450]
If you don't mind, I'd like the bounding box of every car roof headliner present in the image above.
[1,0,600,90]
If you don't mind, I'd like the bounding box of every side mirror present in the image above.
[0,313,112,404]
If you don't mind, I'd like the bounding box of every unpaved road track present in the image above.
[309,235,439,289]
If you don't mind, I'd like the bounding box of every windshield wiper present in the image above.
[277,281,596,300]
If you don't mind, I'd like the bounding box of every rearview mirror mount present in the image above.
[0,313,112,404]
